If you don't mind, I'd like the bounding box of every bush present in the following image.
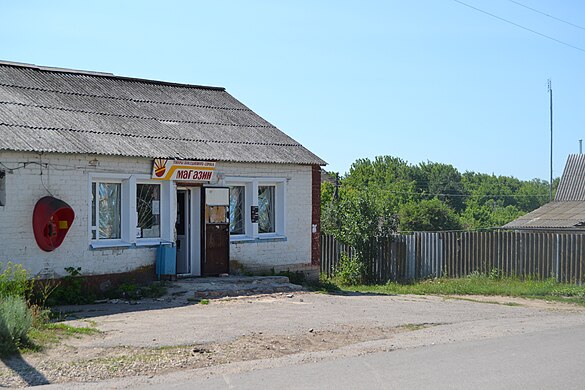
[0,295,33,351]
[0,262,34,300]
[335,253,364,286]
[277,270,306,285]
[47,267,95,305]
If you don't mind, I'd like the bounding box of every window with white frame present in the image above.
[258,185,275,233]
[90,174,169,246]
[91,181,122,240]
[225,178,285,239]
[136,183,161,239]
[229,185,245,235]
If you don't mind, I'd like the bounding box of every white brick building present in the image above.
[0,61,324,282]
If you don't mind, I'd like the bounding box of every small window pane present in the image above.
[137,184,161,239]
[98,183,121,239]
[0,170,6,206]
[91,182,96,228]
[230,186,245,235]
[258,186,275,233]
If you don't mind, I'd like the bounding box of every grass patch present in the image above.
[24,322,100,352]
[446,297,524,307]
[397,323,434,331]
[321,275,585,306]
[43,323,100,336]
[186,298,210,304]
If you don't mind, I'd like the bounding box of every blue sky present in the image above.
[2,0,584,180]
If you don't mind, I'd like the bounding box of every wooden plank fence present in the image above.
[321,231,585,284]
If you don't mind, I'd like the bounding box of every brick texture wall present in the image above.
[0,152,158,278]
[0,152,315,277]
[311,165,321,265]
[221,161,313,270]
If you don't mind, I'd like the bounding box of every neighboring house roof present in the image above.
[555,154,585,201]
[503,154,585,230]
[0,60,326,165]
[502,200,585,230]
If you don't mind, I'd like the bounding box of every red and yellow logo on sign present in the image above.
[153,159,167,177]
[151,159,216,182]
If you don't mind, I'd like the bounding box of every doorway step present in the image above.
[169,275,305,299]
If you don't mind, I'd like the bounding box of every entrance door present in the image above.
[176,188,202,276]
[176,189,189,274]
[203,188,230,276]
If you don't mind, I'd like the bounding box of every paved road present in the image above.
[144,324,585,390]
[30,294,585,389]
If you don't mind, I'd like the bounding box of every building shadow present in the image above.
[1,352,50,386]
[0,317,50,386]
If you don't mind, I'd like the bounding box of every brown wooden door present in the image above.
[202,188,230,276]
[204,223,229,275]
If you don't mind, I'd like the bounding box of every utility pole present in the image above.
[548,79,553,202]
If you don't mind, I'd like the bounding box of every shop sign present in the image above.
[152,159,216,182]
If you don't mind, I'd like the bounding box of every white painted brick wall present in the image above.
[0,152,157,278]
[218,162,312,270]
[0,152,313,277]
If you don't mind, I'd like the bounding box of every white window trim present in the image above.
[89,175,128,247]
[89,173,173,248]
[227,182,252,239]
[135,180,163,242]
[223,177,287,241]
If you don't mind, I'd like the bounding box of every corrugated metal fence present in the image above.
[321,231,585,284]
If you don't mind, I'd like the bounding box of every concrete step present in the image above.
[176,275,292,285]
[169,275,306,299]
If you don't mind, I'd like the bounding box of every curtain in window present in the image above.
[258,186,275,233]
[230,186,245,234]
[98,183,121,239]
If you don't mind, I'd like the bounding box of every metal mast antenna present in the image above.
[548,79,553,201]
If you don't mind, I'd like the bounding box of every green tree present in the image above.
[398,198,462,232]
[414,162,465,212]
[320,180,338,235]
[462,172,520,209]
[344,156,415,190]
[331,180,399,283]
[515,178,550,212]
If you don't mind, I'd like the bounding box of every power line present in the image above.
[338,184,549,199]
[453,0,585,53]
[507,0,585,31]
[387,190,548,199]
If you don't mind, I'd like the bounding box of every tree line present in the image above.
[321,155,558,235]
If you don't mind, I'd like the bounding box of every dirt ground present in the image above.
[2,291,585,388]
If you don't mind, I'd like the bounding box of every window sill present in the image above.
[230,236,255,243]
[231,235,287,244]
[135,239,164,247]
[258,234,287,242]
[90,241,132,249]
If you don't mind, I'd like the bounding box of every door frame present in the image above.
[201,187,231,276]
[176,186,202,276]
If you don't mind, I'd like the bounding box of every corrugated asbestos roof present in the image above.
[0,61,326,165]
[502,201,585,230]
[555,154,585,201]
[503,154,585,230]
